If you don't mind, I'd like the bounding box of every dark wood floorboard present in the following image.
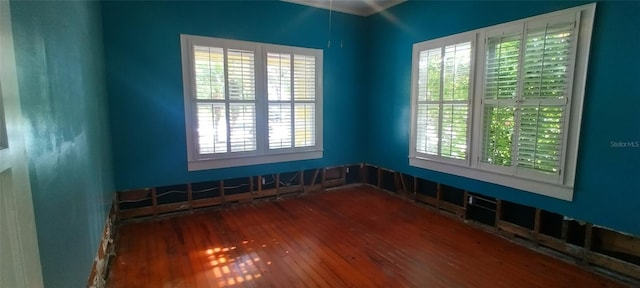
[107,187,627,287]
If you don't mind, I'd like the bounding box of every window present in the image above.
[181,35,323,171]
[412,32,475,165]
[410,4,596,200]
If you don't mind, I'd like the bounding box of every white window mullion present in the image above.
[510,23,527,176]
[256,45,268,155]
[289,53,295,148]
[222,48,232,153]
[558,12,581,184]
[188,39,200,159]
[437,46,445,157]
[471,35,487,169]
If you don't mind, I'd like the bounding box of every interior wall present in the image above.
[365,1,640,236]
[10,1,114,287]
[101,1,367,191]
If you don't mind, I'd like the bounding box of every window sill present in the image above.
[409,156,573,201]
[188,150,323,171]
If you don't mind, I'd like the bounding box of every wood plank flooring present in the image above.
[107,187,627,287]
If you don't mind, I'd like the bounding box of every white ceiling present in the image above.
[282,0,406,16]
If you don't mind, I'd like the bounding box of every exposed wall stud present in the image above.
[495,200,503,230]
[220,180,225,204]
[249,177,254,201]
[533,208,541,244]
[151,187,158,216]
[276,173,281,198]
[584,223,593,264]
[436,183,442,211]
[187,183,193,212]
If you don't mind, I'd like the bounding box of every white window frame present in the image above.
[409,3,596,201]
[181,35,323,171]
[0,82,7,150]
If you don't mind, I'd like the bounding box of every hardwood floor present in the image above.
[107,187,626,287]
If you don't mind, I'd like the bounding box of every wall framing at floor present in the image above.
[92,164,640,286]
[87,196,118,288]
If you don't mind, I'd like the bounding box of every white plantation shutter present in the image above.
[416,48,441,155]
[517,18,575,177]
[293,55,316,100]
[193,45,227,155]
[294,103,315,147]
[227,49,256,101]
[226,49,256,152]
[517,106,564,173]
[267,51,317,150]
[481,33,520,167]
[267,52,293,149]
[293,54,316,147]
[482,14,577,180]
[414,40,472,161]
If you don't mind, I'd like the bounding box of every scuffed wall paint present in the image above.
[10,1,114,287]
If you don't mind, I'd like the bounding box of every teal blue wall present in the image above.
[11,1,114,287]
[103,1,640,236]
[365,1,640,235]
[102,1,368,191]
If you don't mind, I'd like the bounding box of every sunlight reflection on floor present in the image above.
[202,241,265,287]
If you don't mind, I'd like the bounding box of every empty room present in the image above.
[1,0,640,287]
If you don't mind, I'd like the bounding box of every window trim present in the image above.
[181,35,323,171]
[0,81,7,150]
[409,3,596,201]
